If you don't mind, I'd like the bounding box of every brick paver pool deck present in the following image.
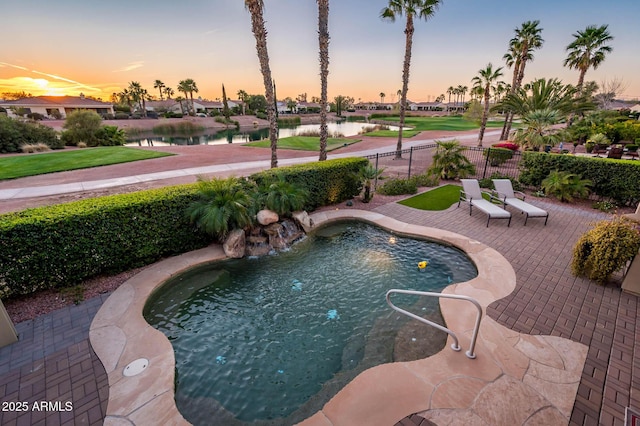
[1,197,637,425]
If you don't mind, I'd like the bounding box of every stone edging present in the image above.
[90,210,587,425]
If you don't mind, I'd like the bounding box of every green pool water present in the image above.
[143,222,477,425]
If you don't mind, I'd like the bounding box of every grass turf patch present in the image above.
[244,136,359,151]
[398,184,489,210]
[376,116,505,132]
[0,147,174,180]
[365,129,421,138]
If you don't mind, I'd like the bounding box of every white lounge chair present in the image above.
[458,179,511,227]
[492,179,549,226]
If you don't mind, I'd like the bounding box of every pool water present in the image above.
[143,222,477,425]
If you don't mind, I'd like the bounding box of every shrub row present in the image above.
[519,152,640,206]
[0,115,63,153]
[0,185,210,298]
[250,157,368,210]
[1,158,367,298]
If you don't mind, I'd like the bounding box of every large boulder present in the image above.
[257,209,279,226]
[292,211,313,233]
[223,229,246,258]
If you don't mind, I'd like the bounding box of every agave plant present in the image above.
[261,177,309,216]
[186,176,256,240]
[541,170,592,202]
[427,140,475,180]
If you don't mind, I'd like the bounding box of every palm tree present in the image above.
[500,20,544,140]
[460,85,468,105]
[153,80,165,100]
[446,85,454,113]
[177,80,192,115]
[472,63,503,147]
[357,164,385,203]
[127,81,147,117]
[564,25,613,93]
[178,79,198,115]
[427,140,475,180]
[163,87,174,100]
[245,0,278,168]
[317,0,330,161]
[512,108,564,150]
[237,89,249,115]
[381,0,442,159]
[379,92,386,104]
[498,78,592,119]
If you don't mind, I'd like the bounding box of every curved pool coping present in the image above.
[91,210,587,426]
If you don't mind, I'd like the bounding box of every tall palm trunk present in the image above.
[318,0,330,161]
[478,87,491,146]
[500,59,522,140]
[247,0,278,168]
[396,13,414,159]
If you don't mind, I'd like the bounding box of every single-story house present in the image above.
[408,101,445,111]
[0,94,114,119]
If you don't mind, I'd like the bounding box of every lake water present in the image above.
[125,121,399,147]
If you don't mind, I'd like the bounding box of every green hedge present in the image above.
[0,185,210,298]
[519,152,640,206]
[250,157,368,210]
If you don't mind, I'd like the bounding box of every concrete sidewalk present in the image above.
[0,131,496,201]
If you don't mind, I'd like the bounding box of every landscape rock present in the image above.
[292,211,313,233]
[223,229,246,258]
[257,209,279,226]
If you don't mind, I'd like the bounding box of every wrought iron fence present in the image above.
[364,144,523,188]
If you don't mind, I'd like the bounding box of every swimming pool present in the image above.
[143,222,477,424]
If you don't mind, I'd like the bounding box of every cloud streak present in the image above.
[112,61,144,72]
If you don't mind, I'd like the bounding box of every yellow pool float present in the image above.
[418,261,428,270]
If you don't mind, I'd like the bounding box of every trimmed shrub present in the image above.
[114,112,129,119]
[0,115,62,153]
[0,185,210,298]
[519,151,640,206]
[250,157,367,210]
[410,173,440,188]
[572,217,640,284]
[378,178,418,196]
[484,147,514,166]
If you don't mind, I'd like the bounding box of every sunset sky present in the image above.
[2,0,639,103]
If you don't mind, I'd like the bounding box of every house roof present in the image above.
[1,95,112,107]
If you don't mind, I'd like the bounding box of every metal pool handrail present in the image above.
[385,289,483,359]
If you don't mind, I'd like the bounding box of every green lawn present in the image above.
[377,115,505,132]
[0,147,174,180]
[364,129,421,138]
[244,136,359,151]
[398,184,489,211]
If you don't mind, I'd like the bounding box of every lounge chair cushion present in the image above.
[459,179,511,226]
[492,179,549,225]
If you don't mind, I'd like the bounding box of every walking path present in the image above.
[0,129,638,425]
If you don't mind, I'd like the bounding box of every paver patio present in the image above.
[1,194,637,425]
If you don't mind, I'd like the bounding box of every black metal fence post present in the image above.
[408,147,414,179]
[375,153,380,189]
[482,147,491,180]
